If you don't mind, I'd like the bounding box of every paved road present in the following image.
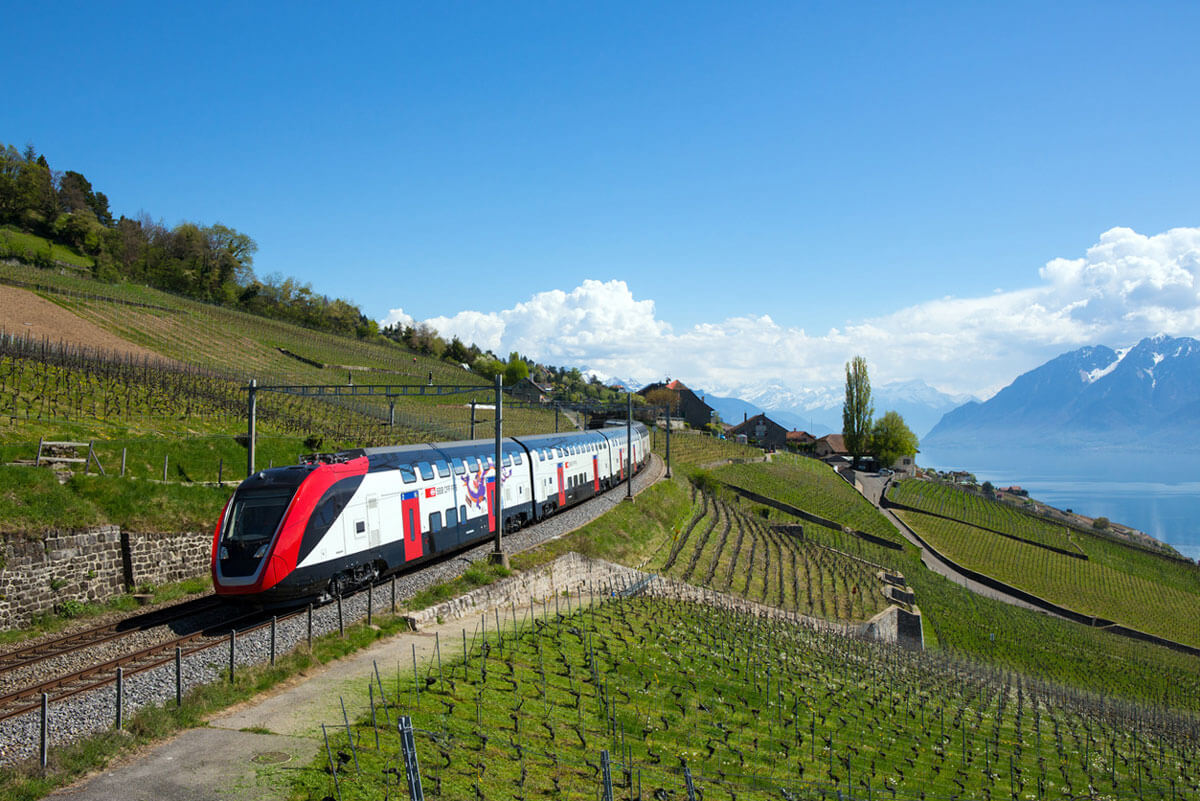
[855,472,1051,615]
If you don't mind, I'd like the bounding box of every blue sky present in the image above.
[7,1,1200,399]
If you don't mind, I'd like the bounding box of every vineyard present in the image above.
[888,479,1084,556]
[714,456,905,547]
[295,593,1200,800]
[651,429,765,470]
[896,508,1200,649]
[649,486,889,621]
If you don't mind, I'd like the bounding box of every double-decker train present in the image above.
[211,422,651,603]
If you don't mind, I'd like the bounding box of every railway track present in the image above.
[0,595,264,722]
[0,581,386,723]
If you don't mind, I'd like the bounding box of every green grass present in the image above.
[0,227,93,270]
[290,596,1200,801]
[0,465,230,534]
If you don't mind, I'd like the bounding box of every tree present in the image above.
[981,480,995,498]
[871,410,918,468]
[504,352,530,385]
[642,387,680,414]
[1092,516,1110,531]
[842,355,874,464]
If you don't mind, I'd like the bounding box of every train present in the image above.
[211,421,651,603]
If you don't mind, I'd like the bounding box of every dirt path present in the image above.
[0,285,165,361]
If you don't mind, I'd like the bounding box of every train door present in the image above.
[592,454,599,492]
[486,475,496,532]
[556,461,566,506]
[366,496,381,548]
[401,491,423,561]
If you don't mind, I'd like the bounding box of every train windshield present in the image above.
[223,488,293,545]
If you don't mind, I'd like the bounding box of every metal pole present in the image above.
[247,379,257,477]
[307,603,313,647]
[665,407,671,478]
[270,616,277,666]
[555,403,559,433]
[163,454,168,482]
[470,399,476,439]
[115,667,124,729]
[490,374,507,565]
[175,646,183,706]
[389,400,395,429]
[626,392,633,500]
[40,692,48,769]
[229,630,236,681]
[121,446,126,477]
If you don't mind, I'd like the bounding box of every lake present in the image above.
[918,447,1200,562]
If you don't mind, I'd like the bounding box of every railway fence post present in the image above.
[246,379,257,477]
[391,576,396,613]
[120,446,126,477]
[307,603,313,647]
[217,457,223,485]
[270,616,277,666]
[367,584,373,626]
[115,667,124,729]
[39,692,48,769]
[162,454,168,482]
[228,630,236,682]
[175,646,182,706]
[337,594,344,637]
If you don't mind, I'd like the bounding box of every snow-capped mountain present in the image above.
[924,334,1200,452]
[701,379,973,437]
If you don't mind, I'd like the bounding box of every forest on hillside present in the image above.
[0,141,378,338]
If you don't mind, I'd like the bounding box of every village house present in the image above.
[814,433,848,459]
[727,413,789,450]
[510,377,555,403]
[786,430,816,453]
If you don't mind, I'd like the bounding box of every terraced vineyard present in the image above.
[889,479,1083,555]
[715,455,905,546]
[297,595,1200,800]
[897,508,1200,649]
[650,487,888,621]
[652,429,764,470]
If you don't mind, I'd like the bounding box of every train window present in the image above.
[356,520,366,534]
[446,508,458,527]
[513,452,522,465]
[435,461,450,477]
[502,454,512,467]
[538,450,545,461]
[428,512,442,532]
[459,504,467,522]
[417,462,434,481]
[453,459,466,475]
[399,464,416,484]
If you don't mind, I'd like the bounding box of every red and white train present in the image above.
[211,422,651,602]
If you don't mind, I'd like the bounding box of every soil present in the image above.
[0,285,166,362]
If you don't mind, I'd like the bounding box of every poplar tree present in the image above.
[842,355,873,465]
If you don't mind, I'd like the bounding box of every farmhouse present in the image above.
[814,433,847,459]
[786,430,816,452]
[638,379,714,430]
[728,413,789,450]
[510,377,555,403]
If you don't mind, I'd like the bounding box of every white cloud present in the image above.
[380,226,1200,400]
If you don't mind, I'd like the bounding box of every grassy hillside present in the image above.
[890,478,1200,648]
[715,454,905,546]
[0,260,563,535]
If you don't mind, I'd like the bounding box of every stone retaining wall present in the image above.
[406,552,924,649]
[0,528,210,629]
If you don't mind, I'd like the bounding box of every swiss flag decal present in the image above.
[425,488,437,498]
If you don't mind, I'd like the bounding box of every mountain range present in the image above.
[701,379,973,438]
[924,334,1200,453]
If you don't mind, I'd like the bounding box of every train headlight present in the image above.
[219,546,229,560]
[253,543,270,559]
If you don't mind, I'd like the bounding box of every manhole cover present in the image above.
[252,751,292,765]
